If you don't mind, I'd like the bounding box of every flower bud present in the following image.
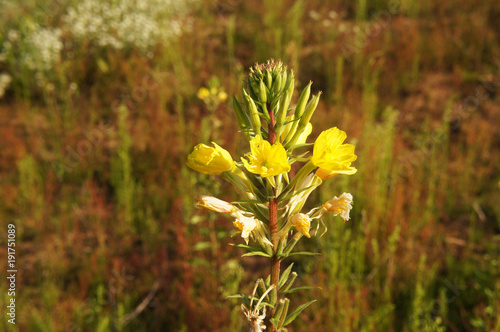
[284,81,311,143]
[275,72,294,134]
[243,89,261,136]
[259,79,267,103]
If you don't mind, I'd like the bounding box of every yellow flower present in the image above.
[196,195,235,214]
[311,127,357,175]
[187,142,235,175]
[218,91,228,102]
[242,135,290,177]
[233,216,258,244]
[197,87,210,100]
[323,193,353,221]
[290,213,311,238]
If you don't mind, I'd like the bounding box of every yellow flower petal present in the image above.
[311,127,357,175]
[187,142,235,175]
[242,135,290,177]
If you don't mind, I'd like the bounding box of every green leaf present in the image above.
[232,199,264,205]
[283,300,317,326]
[225,294,248,300]
[282,286,321,294]
[242,251,272,257]
[229,243,262,251]
[287,251,320,257]
[279,263,294,289]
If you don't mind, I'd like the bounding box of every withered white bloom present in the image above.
[323,192,353,221]
[196,195,235,214]
[233,216,258,244]
[242,282,275,332]
[278,192,354,238]
[290,213,312,238]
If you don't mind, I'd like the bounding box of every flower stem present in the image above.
[267,107,280,332]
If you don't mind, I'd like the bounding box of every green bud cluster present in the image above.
[233,59,320,149]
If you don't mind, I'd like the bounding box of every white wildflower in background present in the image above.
[0,23,63,86]
[63,0,198,51]
[0,73,12,98]
[23,27,63,72]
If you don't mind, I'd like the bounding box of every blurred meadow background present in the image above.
[1,0,500,331]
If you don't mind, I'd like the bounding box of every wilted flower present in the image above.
[196,195,235,214]
[311,127,357,175]
[290,213,312,238]
[233,216,258,244]
[323,193,353,221]
[242,135,290,177]
[187,142,235,175]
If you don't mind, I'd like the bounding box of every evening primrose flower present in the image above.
[233,216,258,244]
[187,142,235,175]
[290,213,312,238]
[242,135,290,177]
[323,193,353,221]
[311,127,357,175]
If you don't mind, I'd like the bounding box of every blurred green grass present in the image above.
[1,0,500,331]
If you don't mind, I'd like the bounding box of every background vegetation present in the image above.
[1,0,499,331]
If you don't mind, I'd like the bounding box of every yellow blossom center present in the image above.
[242,135,290,178]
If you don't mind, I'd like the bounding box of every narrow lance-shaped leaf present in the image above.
[232,96,252,138]
[283,300,317,326]
[279,263,294,289]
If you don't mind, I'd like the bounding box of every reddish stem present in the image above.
[267,108,280,332]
